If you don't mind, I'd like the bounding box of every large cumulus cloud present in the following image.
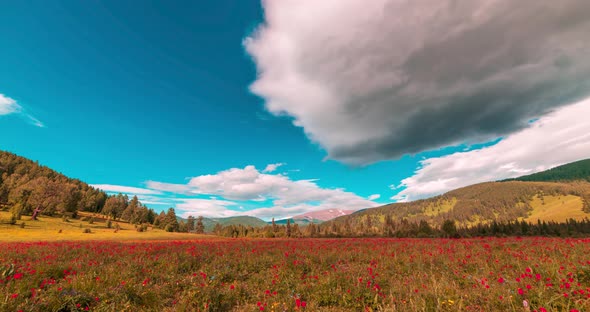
[245,0,590,164]
[393,98,590,202]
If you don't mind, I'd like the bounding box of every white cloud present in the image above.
[393,98,590,202]
[0,94,20,115]
[177,199,239,218]
[142,181,192,194]
[263,163,284,173]
[148,165,379,220]
[246,0,590,164]
[91,184,162,195]
[0,93,45,127]
[368,194,381,201]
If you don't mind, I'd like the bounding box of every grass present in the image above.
[0,211,206,242]
[525,194,586,222]
[2,237,589,311]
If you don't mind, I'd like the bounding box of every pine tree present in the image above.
[196,216,205,234]
[164,208,179,232]
[286,219,291,237]
[186,215,195,233]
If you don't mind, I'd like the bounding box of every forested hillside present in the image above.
[0,151,181,231]
[0,151,109,218]
[505,158,590,182]
[320,180,590,237]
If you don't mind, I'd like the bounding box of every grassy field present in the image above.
[1,237,590,311]
[0,211,204,242]
[525,195,586,223]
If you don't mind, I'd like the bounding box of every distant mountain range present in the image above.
[270,209,357,225]
[294,209,355,221]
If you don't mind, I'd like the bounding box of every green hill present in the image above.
[505,158,590,182]
[325,180,590,236]
[323,159,590,236]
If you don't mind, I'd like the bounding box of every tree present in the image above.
[121,195,140,223]
[442,219,458,238]
[195,216,205,234]
[286,219,292,237]
[418,220,433,237]
[102,194,128,220]
[164,208,179,232]
[186,215,195,233]
[178,220,187,233]
[213,223,223,235]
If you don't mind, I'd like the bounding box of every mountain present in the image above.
[323,159,590,235]
[293,209,355,221]
[270,209,356,226]
[505,158,590,183]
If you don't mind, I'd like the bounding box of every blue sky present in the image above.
[2,1,590,220]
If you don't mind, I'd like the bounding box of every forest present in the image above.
[0,151,193,232]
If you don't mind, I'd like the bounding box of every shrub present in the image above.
[88,217,94,224]
[107,220,112,229]
[83,228,92,234]
[165,224,175,232]
[136,224,148,232]
[20,222,25,229]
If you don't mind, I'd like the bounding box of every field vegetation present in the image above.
[2,237,589,311]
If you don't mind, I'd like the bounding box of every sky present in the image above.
[2,0,590,220]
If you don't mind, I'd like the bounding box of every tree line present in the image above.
[212,217,590,238]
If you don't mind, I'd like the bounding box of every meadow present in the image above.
[1,237,589,311]
[0,211,200,242]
